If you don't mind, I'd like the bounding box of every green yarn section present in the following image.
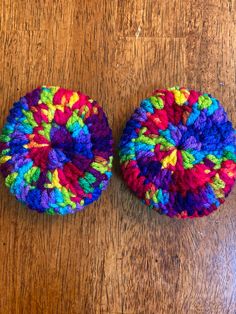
[145,189,165,204]
[198,95,212,110]
[40,86,58,105]
[47,171,52,181]
[224,151,236,162]
[0,149,10,156]
[211,174,225,190]
[0,134,11,143]
[182,150,195,169]
[79,172,96,193]
[155,136,174,150]
[206,154,222,169]
[133,127,174,150]
[1,127,13,136]
[120,152,135,163]
[5,172,18,188]
[134,134,157,146]
[22,109,38,127]
[91,162,108,174]
[60,187,76,209]
[46,208,56,215]
[66,110,84,131]
[38,122,52,141]
[24,166,40,184]
[134,134,174,150]
[150,96,164,109]
[108,156,113,167]
[99,182,104,189]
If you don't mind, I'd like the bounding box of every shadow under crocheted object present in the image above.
[119,87,236,218]
[0,86,113,215]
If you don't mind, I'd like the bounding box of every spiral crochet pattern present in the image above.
[119,87,236,218]
[0,86,113,215]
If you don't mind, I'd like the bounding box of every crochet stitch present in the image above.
[0,86,113,215]
[119,87,236,218]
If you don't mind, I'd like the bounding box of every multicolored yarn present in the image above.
[0,86,113,215]
[119,87,236,218]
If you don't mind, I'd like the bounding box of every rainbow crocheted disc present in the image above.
[0,86,113,215]
[119,87,236,218]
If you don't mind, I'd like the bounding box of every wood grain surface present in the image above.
[0,1,236,313]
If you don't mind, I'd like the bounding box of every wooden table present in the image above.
[0,1,235,313]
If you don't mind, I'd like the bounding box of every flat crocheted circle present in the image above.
[119,87,236,218]
[0,86,113,215]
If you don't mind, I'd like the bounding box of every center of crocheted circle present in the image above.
[50,124,72,149]
[27,120,92,171]
[134,120,205,185]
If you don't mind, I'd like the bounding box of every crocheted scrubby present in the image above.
[119,87,236,218]
[0,86,113,215]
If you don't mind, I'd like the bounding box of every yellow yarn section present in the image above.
[41,105,55,123]
[161,149,177,168]
[54,104,65,112]
[24,139,49,149]
[145,185,156,200]
[60,187,76,209]
[227,171,234,178]
[45,171,77,209]
[210,173,225,198]
[171,88,190,105]
[0,156,11,164]
[45,169,62,189]
[69,93,80,107]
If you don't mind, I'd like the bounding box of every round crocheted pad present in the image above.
[119,87,236,218]
[0,86,113,215]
